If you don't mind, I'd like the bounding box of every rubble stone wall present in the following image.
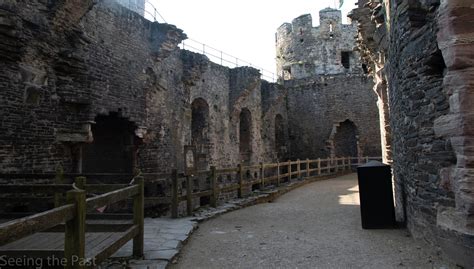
[351,0,474,266]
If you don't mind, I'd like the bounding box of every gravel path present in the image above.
[171,173,455,269]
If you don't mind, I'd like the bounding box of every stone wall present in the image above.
[0,0,284,177]
[351,0,474,266]
[285,75,381,160]
[261,81,289,161]
[0,0,185,175]
[276,9,382,161]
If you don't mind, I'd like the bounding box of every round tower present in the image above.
[275,14,315,80]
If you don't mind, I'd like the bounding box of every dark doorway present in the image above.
[239,108,252,164]
[191,98,210,145]
[191,98,210,171]
[82,113,137,173]
[275,114,286,161]
[334,120,358,157]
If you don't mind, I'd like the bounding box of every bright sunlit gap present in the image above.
[338,185,360,205]
[144,0,357,80]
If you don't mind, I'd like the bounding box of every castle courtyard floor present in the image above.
[170,173,456,269]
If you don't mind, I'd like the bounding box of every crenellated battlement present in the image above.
[275,8,363,80]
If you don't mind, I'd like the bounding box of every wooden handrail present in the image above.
[0,184,73,194]
[0,176,146,266]
[167,155,379,216]
[86,185,140,211]
[0,156,378,222]
[0,204,75,246]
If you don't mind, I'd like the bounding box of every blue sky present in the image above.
[147,1,357,80]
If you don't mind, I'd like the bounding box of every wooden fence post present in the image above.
[288,161,292,182]
[238,163,244,198]
[133,176,144,257]
[210,166,218,207]
[75,176,86,190]
[171,169,178,218]
[186,176,193,216]
[65,189,86,269]
[276,162,280,187]
[260,162,265,190]
[306,159,310,178]
[54,166,65,207]
[317,158,321,175]
[335,157,339,173]
[297,159,301,179]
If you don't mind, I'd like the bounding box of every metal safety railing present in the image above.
[115,0,167,23]
[115,0,276,82]
[180,39,276,82]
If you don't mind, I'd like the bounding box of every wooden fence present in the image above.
[0,177,144,268]
[0,156,380,266]
[167,156,380,217]
[0,156,380,217]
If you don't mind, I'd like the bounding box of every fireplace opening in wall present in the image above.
[82,113,138,173]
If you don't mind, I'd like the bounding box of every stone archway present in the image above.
[328,119,360,158]
[191,98,210,170]
[275,114,286,161]
[239,108,252,164]
[82,113,138,173]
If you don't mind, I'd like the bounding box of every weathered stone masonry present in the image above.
[0,0,289,176]
[351,0,474,266]
[276,8,381,160]
[0,0,184,174]
[0,1,382,217]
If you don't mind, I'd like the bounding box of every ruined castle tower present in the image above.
[115,0,146,16]
[276,8,381,160]
[276,8,364,80]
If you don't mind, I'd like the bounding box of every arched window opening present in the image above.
[191,98,209,145]
[239,108,252,164]
[191,98,210,171]
[275,114,286,161]
[334,120,358,157]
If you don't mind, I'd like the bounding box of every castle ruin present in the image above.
[1,0,472,267]
[0,2,380,176]
[278,8,381,161]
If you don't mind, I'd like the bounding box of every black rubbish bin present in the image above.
[357,160,396,229]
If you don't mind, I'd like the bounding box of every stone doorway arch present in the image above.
[239,108,252,164]
[327,119,360,158]
[191,98,210,170]
[82,113,139,173]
